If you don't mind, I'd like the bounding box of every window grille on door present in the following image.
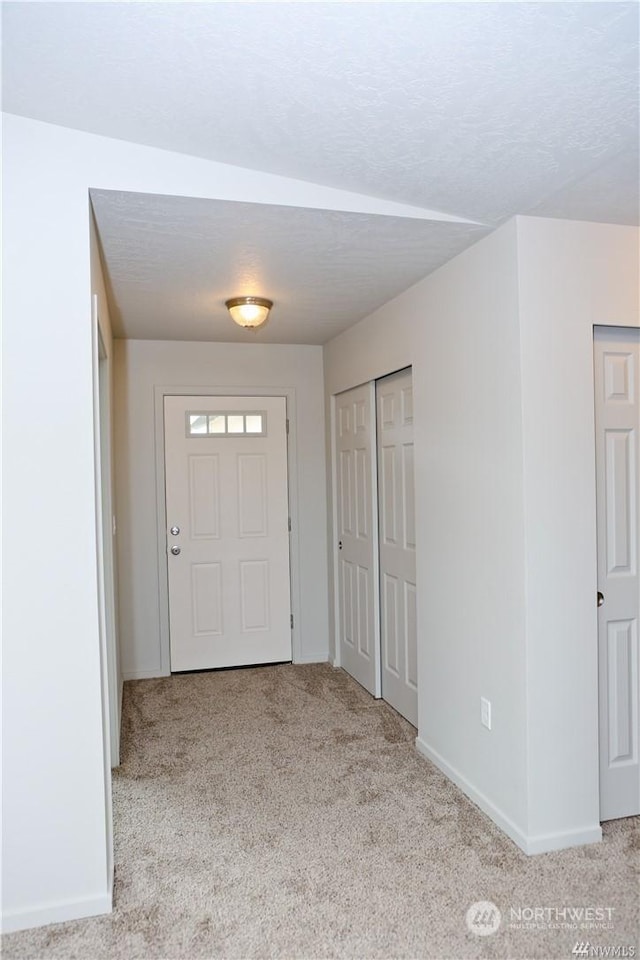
[186,412,266,437]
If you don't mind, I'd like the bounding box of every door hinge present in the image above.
[286,419,290,435]
[288,517,292,533]
[290,614,294,629]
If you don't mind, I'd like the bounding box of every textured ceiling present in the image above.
[3,1,638,226]
[90,190,488,344]
[3,2,638,344]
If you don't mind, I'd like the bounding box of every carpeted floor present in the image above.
[2,663,638,959]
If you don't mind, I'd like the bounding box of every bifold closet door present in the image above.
[335,383,380,696]
[377,368,418,726]
[594,327,640,820]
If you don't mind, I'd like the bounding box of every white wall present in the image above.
[2,112,357,930]
[3,105,638,932]
[324,217,640,854]
[325,220,530,845]
[113,339,328,678]
[516,217,639,849]
[3,134,111,933]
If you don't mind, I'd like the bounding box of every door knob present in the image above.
[170,526,180,536]
[170,545,181,556]
[597,591,605,607]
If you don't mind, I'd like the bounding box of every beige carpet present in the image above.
[2,663,638,959]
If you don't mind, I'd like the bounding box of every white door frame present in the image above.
[331,393,342,669]
[153,384,302,674]
[91,296,121,768]
[91,295,116,888]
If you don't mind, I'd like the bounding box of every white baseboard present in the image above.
[524,823,602,854]
[415,736,529,852]
[415,736,603,856]
[2,889,112,935]
[122,668,168,681]
[126,662,332,676]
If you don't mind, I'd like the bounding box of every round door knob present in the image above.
[597,591,605,607]
[171,546,181,556]
[170,526,180,536]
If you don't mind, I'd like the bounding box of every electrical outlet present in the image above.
[481,697,492,730]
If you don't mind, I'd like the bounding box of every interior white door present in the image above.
[164,395,292,672]
[594,326,640,821]
[377,368,417,726]
[335,383,380,696]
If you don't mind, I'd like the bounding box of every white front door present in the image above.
[377,368,417,726]
[594,327,640,821]
[164,395,292,672]
[335,383,380,696]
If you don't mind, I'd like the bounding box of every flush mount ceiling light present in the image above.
[225,296,273,329]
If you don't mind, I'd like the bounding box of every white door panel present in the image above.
[377,368,418,725]
[165,396,291,672]
[594,327,640,820]
[335,383,380,696]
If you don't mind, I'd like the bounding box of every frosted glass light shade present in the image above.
[225,296,273,328]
